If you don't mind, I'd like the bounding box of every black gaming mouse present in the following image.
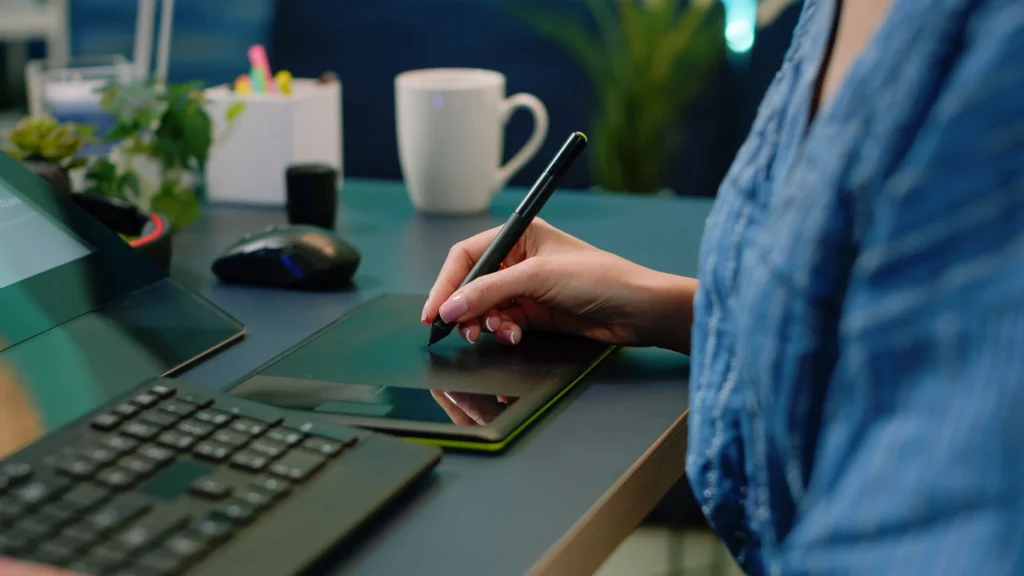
[212,225,361,290]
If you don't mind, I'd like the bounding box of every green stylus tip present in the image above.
[575,131,587,142]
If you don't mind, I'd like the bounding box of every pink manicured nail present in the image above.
[462,326,476,344]
[501,329,516,345]
[439,294,469,323]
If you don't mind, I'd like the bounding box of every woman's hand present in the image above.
[421,219,696,354]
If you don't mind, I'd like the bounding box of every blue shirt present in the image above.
[687,1,1024,574]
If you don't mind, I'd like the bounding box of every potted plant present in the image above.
[511,0,724,194]
[2,115,96,195]
[82,80,245,228]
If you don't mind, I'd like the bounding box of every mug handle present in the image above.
[494,93,549,194]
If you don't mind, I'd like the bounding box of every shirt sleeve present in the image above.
[777,2,1024,573]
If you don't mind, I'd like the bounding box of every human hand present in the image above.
[0,558,81,575]
[422,219,696,353]
[429,390,514,426]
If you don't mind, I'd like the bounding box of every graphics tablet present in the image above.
[228,294,615,451]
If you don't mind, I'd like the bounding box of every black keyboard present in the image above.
[0,377,441,575]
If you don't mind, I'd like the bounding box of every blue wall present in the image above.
[65,0,800,196]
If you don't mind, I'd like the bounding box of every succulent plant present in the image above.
[3,115,96,170]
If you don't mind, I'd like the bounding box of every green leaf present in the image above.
[151,182,202,228]
[116,171,141,202]
[225,101,246,123]
[182,104,213,166]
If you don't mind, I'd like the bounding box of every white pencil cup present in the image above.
[203,78,343,205]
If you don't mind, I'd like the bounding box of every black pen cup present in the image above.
[286,163,338,229]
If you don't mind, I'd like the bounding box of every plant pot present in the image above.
[69,193,174,270]
[21,158,72,197]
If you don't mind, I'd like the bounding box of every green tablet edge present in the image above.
[402,344,618,452]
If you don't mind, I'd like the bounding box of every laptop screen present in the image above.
[0,178,92,289]
[0,152,167,350]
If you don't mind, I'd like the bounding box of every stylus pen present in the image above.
[428,131,588,346]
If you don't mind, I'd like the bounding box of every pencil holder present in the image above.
[203,78,343,206]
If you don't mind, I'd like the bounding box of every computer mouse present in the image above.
[212,225,361,290]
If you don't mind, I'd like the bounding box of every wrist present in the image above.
[639,271,697,355]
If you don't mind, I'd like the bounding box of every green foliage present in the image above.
[3,115,96,170]
[85,80,246,228]
[511,0,725,193]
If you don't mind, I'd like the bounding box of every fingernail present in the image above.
[439,294,468,323]
[420,303,429,324]
[485,317,495,332]
[501,329,516,345]
[462,326,476,344]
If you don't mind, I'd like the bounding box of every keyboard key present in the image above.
[302,437,343,457]
[250,476,291,498]
[72,545,129,574]
[157,430,197,451]
[214,500,256,524]
[159,400,198,418]
[138,445,174,466]
[134,550,185,574]
[265,427,304,446]
[14,513,62,539]
[57,458,97,479]
[2,462,33,483]
[211,429,250,448]
[269,450,326,481]
[178,393,213,408]
[163,530,207,559]
[149,384,176,398]
[123,421,161,441]
[102,435,140,454]
[32,539,79,564]
[114,512,189,553]
[229,451,268,473]
[119,456,155,477]
[0,497,26,522]
[191,516,233,540]
[139,410,179,429]
[229,418,267,436]
[82,446,118,466]
[234,488,271,509]
[194,409,232,427]
[176,419,214,438]
[92,412,122,431]
[37,501,77,524]
[61,483,110,511]
[193,441,233,463]
[113,402,140,418]
[96,467,137,489]
[249,439,286,459]
[13,477,69,508]
[85,495,151,534]
[0,473,9,493]
[189,478,231,500]
[132,392,160,408]
[59,523,100,549]
[0,531,32,555]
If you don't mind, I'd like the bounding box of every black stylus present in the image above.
[428,131,588,346]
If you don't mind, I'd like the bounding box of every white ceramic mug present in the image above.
[395,68,548,214]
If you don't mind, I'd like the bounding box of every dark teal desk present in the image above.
[172,179,713,575]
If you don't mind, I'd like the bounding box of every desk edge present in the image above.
[526,408,690,576]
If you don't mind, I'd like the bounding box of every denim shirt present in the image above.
[687,0,1024,574]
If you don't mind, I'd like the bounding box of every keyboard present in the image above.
[0,377,442,575]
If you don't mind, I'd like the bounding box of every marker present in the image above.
[248,44,276,92]
[249,65,266,94]
[274,70,293,95]
[234,74,252,94]
[427,131,589,346]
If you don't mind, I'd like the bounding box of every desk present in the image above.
[171,179,714,575]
